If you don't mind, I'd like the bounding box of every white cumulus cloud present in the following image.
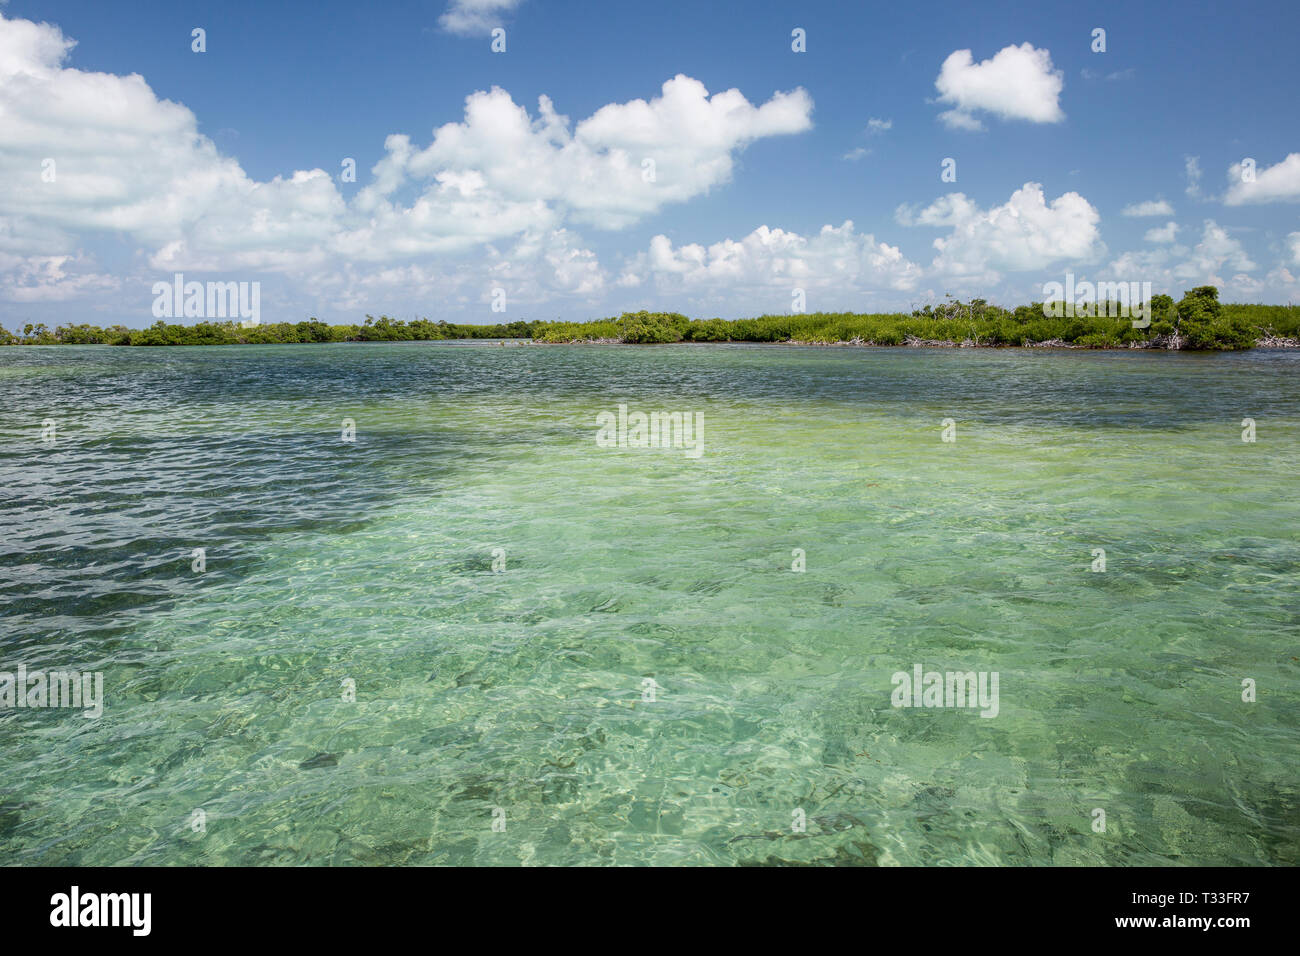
[902,183,1102,280]
[294,227,606,315]
[619,221,922,311]
[0,12,812,306]
[347,74,813,252]
[1224,153,1300,205]
[933,43,1064,131]
[1180,221,1256,278]
[1106,221,1269,299]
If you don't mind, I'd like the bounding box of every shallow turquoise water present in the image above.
[1,342,1296,865]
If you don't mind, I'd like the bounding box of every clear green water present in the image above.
[1,342,1296,866]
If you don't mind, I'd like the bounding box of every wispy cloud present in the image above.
[1081,67,1134,81]
[1122,199,1174,217]
[1185,155,1203,198]
[439,0,522,36]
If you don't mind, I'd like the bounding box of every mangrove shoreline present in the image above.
[5,287,1299,351]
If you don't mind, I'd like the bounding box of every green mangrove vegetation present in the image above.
[3,286,1298,350]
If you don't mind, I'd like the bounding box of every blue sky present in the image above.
[1,0,1298,328]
